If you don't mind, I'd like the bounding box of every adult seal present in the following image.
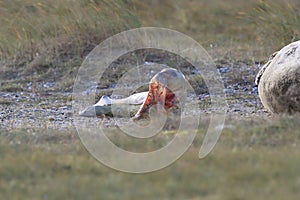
[255,41,300,114]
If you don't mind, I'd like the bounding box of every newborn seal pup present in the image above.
[132,68,186,120]
[79,68,187,119]
[255,41,300,114]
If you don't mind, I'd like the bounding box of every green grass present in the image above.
[1,1,300,199]
[251,0,300,47]
[0,115,300,200]
[132,0,300,60]
[0,0,140,91]
[1,0,300,64]
[1,0,300,90]
[0,0,140,59]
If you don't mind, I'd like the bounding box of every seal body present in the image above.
[79,92,148,117]
[79,68,187,118]
[256,41,300,114]
[132,68,186,120]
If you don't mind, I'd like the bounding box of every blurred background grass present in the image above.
[1,0,300,63]
[1,0,300,88]
[130,0,300,61]
[0,0,140,59]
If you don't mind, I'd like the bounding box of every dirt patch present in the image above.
[0,49,268,130]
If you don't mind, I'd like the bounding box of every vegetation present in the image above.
[132,0,300,60]
[0,0,140,59]
[1,0,300,64]
[252,0,300,47]
[1,0,299,91]
[1,0,300,199]
[0,115,299,200]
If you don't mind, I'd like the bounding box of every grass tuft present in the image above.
[252,0,300,50]
[0,0,140,61]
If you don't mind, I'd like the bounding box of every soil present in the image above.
[0,51,270,130]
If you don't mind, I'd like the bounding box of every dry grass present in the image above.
[0,0,140,60]
[251,0,300,51]
[1,1,300,199]
[0,0,140,91]
[132,0,300,61]
[1,0,300,64]
[0,115,300,200]
[1,0,300,88]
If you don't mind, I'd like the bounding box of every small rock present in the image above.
[219,67,230,73]
[48,116,55,121]
[43,82,55,88]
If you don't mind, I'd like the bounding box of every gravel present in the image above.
[0,61,269,130]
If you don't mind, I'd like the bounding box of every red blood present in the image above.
[132,68,185,120]
[164,91,175,109]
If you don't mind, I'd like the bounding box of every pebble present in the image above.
[0,61,266,130]
[219,67,230,73]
